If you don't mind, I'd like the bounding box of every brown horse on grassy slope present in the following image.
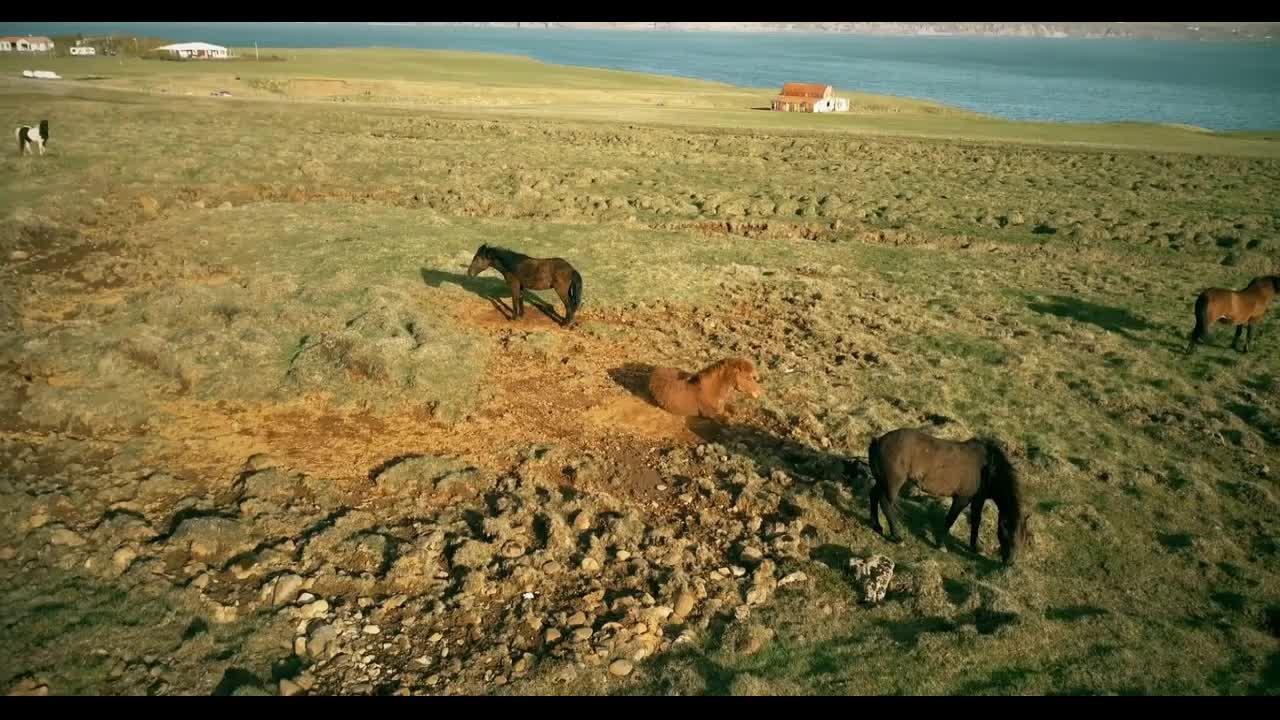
[648,357,762,421]
[1186,275,1280,355]
[866,427,1032,566]
[466,244,583,327]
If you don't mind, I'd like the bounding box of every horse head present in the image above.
[982,439,1028,566]
[467,245,492,277]
[730,358,762,399]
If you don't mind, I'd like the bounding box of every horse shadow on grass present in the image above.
[420,267,565,324]
[1027,295,1154,340]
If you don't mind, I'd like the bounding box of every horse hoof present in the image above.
[889,535,904,545]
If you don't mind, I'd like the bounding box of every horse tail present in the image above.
[867,435,884,487]
[1187,292,1210,353]
[567,270,583,322]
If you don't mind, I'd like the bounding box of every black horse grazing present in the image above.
[466,244,583,327]
[865,427,1032,566]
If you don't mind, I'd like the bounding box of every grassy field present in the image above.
[0,49,1277,697]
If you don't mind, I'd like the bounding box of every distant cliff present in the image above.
[418,22,1279,41]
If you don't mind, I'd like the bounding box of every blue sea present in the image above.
[2,22,1278,131]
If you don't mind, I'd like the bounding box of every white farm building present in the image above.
[154,42,229,59]
[0,36,54,52]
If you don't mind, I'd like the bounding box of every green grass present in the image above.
[1,47,1278,696]
[3,47,1278,156]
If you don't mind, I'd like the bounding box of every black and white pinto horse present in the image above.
[16,120,49,156]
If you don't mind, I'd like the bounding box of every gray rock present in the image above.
[268,574,305,606]
[49,527,86,547]
[848,555,895,604]
[608,659,634,677]
[245,453,280,472]
[299,600,330,619]
[673,592,696,619]
[307,624,339,658]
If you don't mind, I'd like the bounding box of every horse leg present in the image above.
[1232,324,1243,351]
[969,498,985,553]
[555,284,572,327]
[940,495,973,549]
[882,486,905,544]
[510,280,523,319]
[1244,322,1255,353]
[868,484,883,536]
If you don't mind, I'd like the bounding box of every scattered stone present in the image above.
[572,627,593,642]
[9,250,30,261]
[581,557,601,573]
[672,592,697,620]
[299,600,330,619]
[297,592,316,604]
[568,611,588,627]
[268,574,305,607]
[778,571,807,587]
[363,625,380,635]
[210,603,238,624]
[278,679,303,696]
[244,453,279,471]
[0,547,16,561]
[112,547,138,573]
[849,555,895,604]
[608,659,634,677]
[307,624,339,658]
[49,527,85,547]
[545,628,562,643]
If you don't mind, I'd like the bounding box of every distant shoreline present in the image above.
[402,22,1280,42]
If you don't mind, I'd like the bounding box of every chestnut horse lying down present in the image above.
[866,427,1032,566]
[648,357,761,421]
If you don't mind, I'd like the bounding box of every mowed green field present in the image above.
[0,49,1277,697]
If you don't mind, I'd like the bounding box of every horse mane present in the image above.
[694,357,754,385]
[479,244,529,273]
[979,437,1023,518]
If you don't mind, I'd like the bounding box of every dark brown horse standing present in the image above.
[466,244,583,327]
[1186,275,1280,354]
[865,427,1032,566]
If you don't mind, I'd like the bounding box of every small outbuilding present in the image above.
[154,42,229,59]
[70,45,96,56]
